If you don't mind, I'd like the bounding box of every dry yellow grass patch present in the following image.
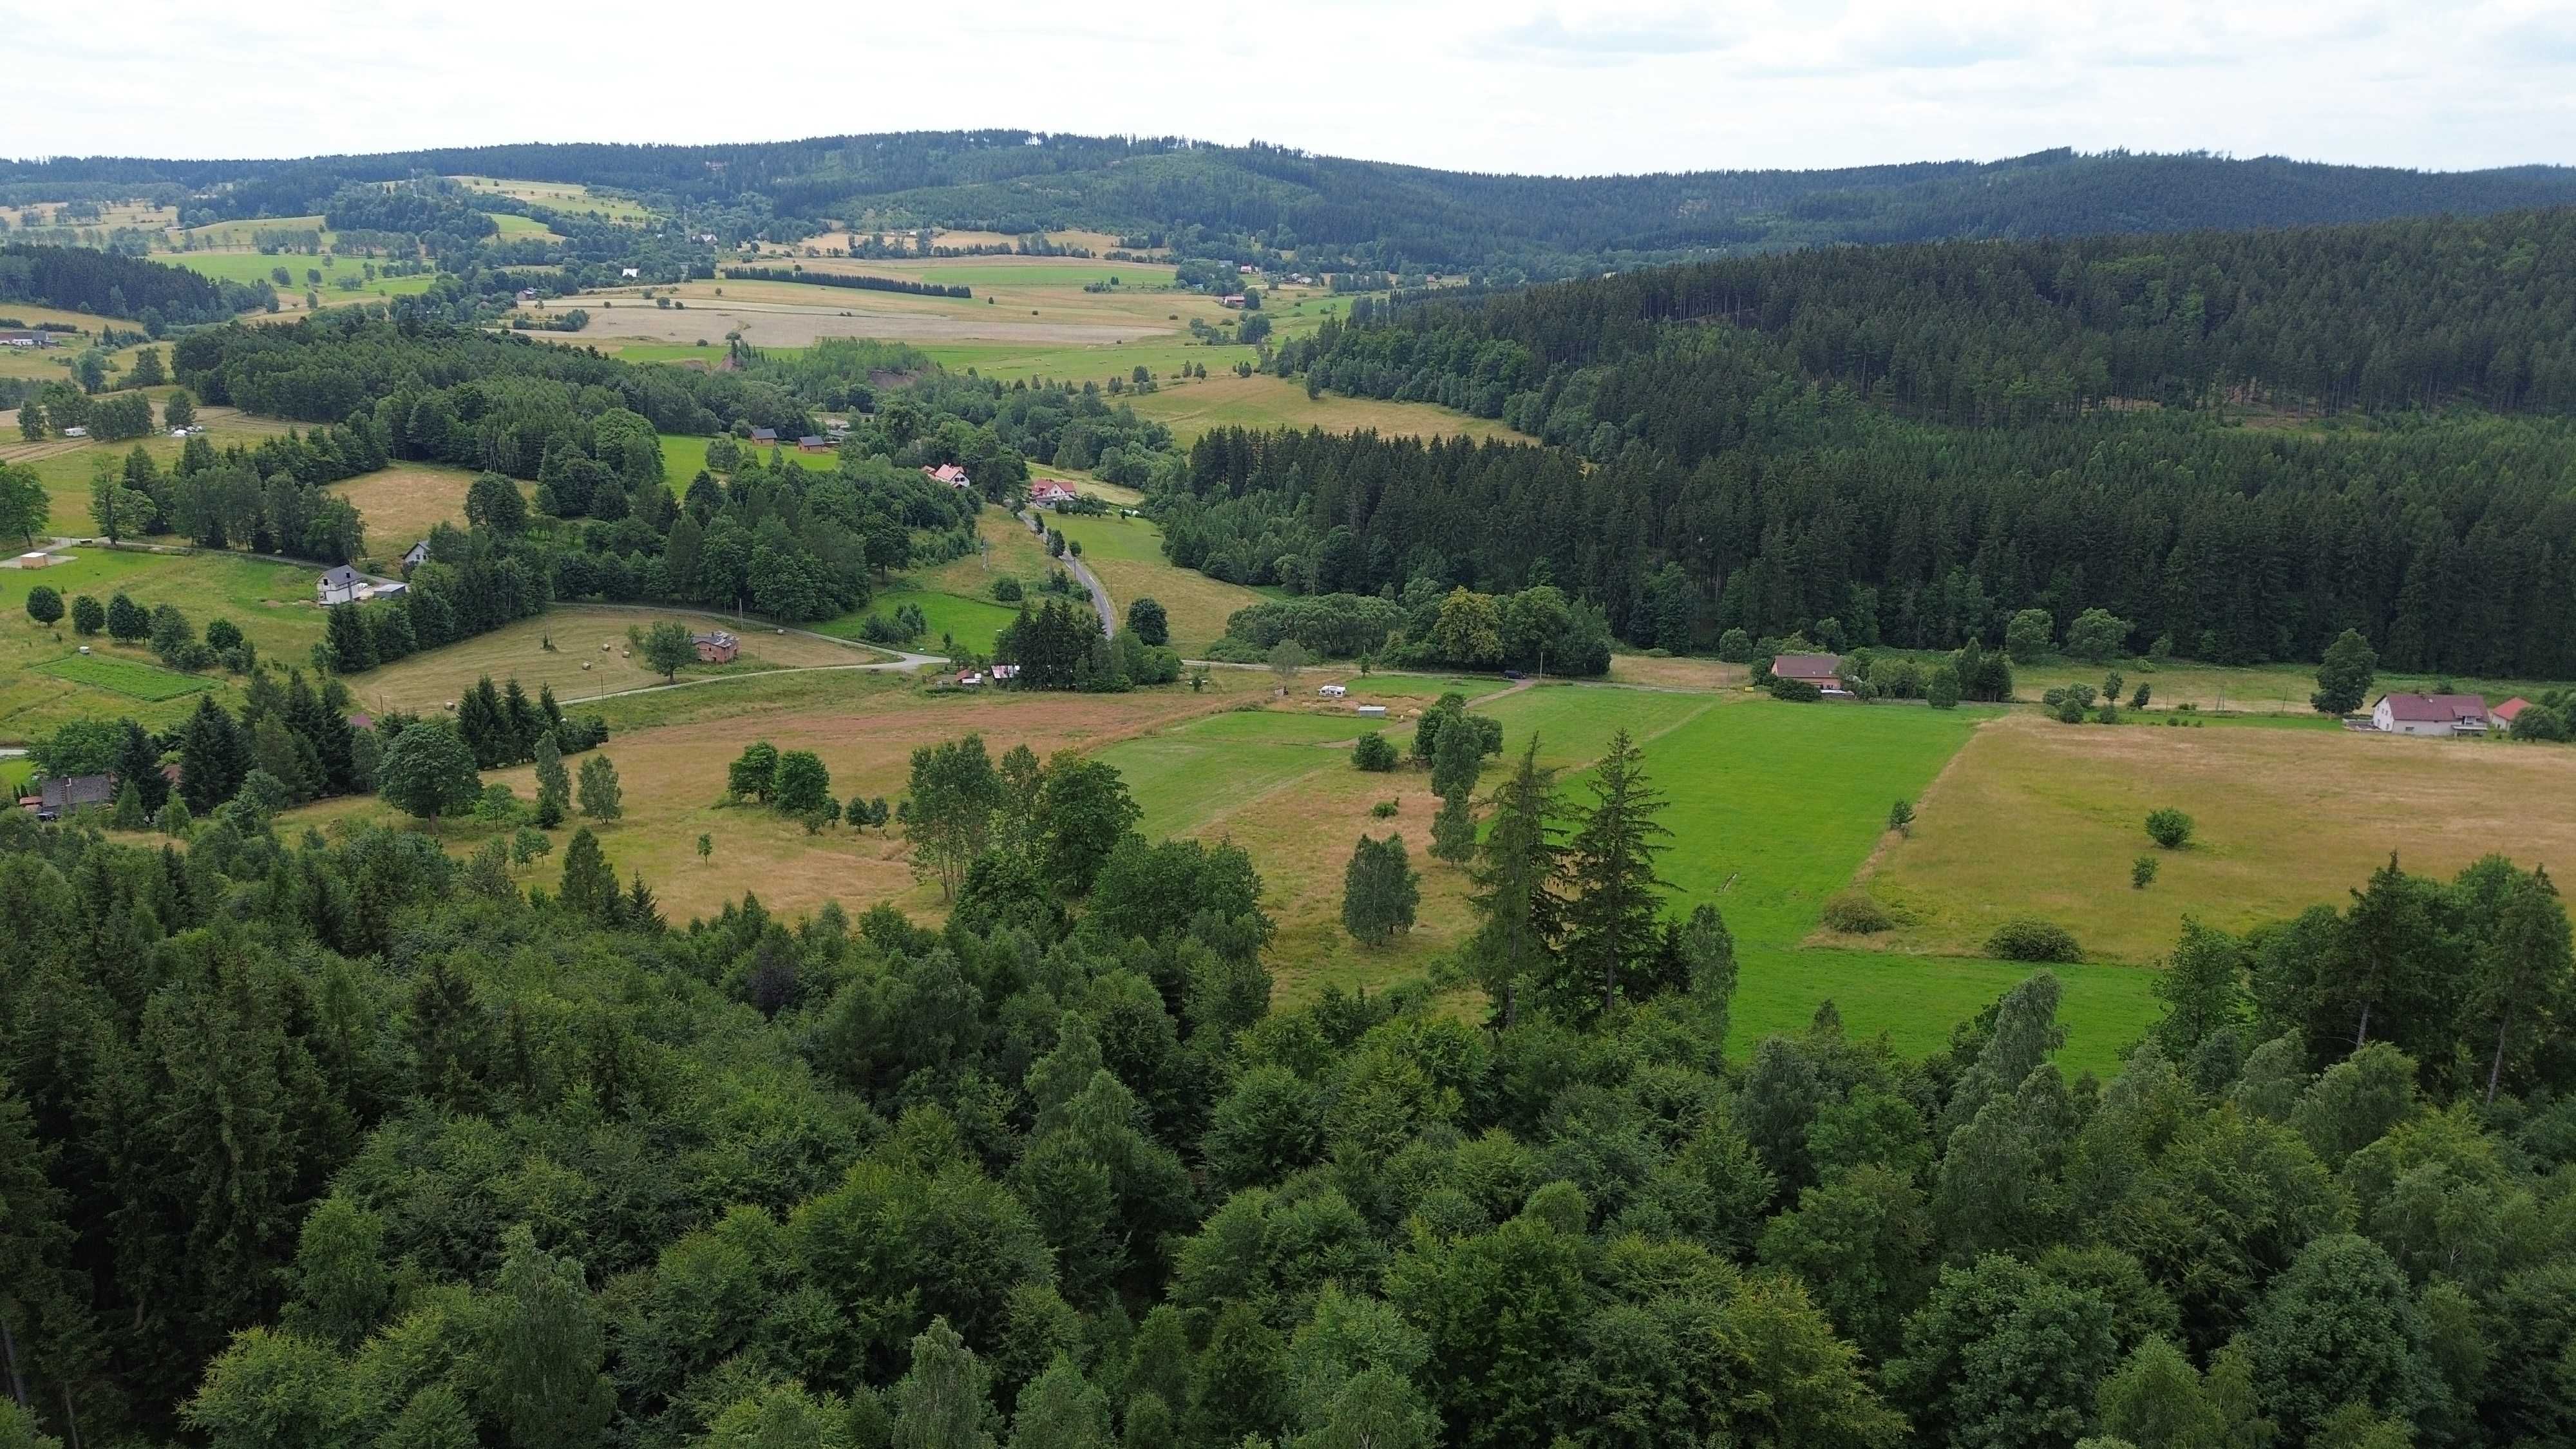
[1855,714,2576,963]
[1607,655,1750,691]
[1121,374,1526,444]
[348,609,875,714]
[326,467,505,557]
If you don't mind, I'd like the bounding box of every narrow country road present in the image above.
[1020,507,1114,637]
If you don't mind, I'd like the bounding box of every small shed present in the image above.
[749,426,779,444]
[797,435,831,453]
[16,551,51,569]
[1356,705,1388,718]
[693,630,739,663]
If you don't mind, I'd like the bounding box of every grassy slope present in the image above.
[1050,510,1265,654]
[0,549,323,739]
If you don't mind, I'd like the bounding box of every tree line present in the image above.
[0,720,2570,1448]
[0,242,260,327]
[722,267,972,299]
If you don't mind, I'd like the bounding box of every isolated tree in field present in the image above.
[2145,808,2195,849]
[70,594,103,636]
[533,734,569,828]
[772,749,832,817]
[162,388,195,429]
[1351,731,1398,772]
[2005,607,2054,661]
[15,399,41,440]
[1468,737,1567,1026]
[629,621,696,683]
[1342,833,1419,945]
[127,346,165,388]
[0,461,46,545]
[512,827,552,870]
[378,719,480,829]
[695,833,712,867]
[1430,791,1477,867]
[907,732,1003,899]
[1267,638,1309,690]
[24,584,62,627]
[1888,799,1915,835]
[1126,596,1169,646]
[466,472,529,536]
[2311,629,2378,715]
[1556,728,1672,1018]
[576,752,623,822]
[726,741,779,802]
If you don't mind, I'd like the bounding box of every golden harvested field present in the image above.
[1853,713,2576,963]
[324,466,500,560]
[345,608,880,715]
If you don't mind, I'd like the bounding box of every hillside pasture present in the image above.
[446,176,656,223]
[342,607,880,715]
[37,653,214,701]
[1121,373,1526,444]
[2,405,305,517]
[1854,712,2576,965]
[0,548,323,738]
[1048,510,1267,654]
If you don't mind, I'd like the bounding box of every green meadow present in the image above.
[659,434,837,488]
[37,653,214,701]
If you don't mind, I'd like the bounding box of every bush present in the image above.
[1768,677,1823,703]
[1926,666,1961,710]
[1370,799,1399,819]
[2145,808,2195,849]
[1351,731,1399,772]
[1820,892,1895,934]
[1986,918,2082,963]
[2132,855,2159,889]
[992,574,1023,602]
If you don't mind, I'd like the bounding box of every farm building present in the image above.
[1356,704,1388,718]
[925,463,972,489]
[0,330,50,348]
[16,551,52,569]
[514,289,539,305]
[1770,653,1845,691]
[28,774,114,821]
[402,540,430,570]
[749,427,779,444]
[2490,697,2533,730]
[2371,693,2493,737]
[1219,294,1247,308]
[316,565,364,607]
[1030,480,1080,507]
[693,630,739,663]
[797,436,831,453]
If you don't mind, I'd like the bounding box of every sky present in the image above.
[12,0,2575,175]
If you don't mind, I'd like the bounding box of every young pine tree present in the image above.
[533,735,569,828]
[1466,736,1568,1027]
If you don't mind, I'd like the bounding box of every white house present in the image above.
[1029,480,1079,507]
[316,565,363,607]
[2370,693,2491,737]
[402,540,430,570]
[620,267,641,279]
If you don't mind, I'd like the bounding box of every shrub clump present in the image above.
[1352,731,1399,772]
[1820,892,1896,934]
[1986,918,2082,963]
[2145,808,2195,849]
[1768,677,1823,703]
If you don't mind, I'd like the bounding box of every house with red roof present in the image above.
[2490,697,2533,730]
[1770,653,1845,692]
[1029,480,1080,507]
[2370,693,2492,737]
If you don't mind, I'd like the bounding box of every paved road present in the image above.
[1021,508,1114,638]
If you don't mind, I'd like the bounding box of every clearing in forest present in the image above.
[1855,712,2576,965]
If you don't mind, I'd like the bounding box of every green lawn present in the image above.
[37,653,213,701]
[660,434,837,489]
[810,581,1023,656]
[0,548,323,739]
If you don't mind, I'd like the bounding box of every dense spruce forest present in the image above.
[1161,209,2576,674]
[1,730,2571,1449]
[11,137,2576,278]
[0,242,265,325]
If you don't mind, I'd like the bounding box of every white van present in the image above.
[1318,683,1348,699]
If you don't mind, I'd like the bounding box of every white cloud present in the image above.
[4,0,2568,174]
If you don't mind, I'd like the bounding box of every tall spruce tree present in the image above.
[1466,737,1567,1027]
[1555,729,1671,1018]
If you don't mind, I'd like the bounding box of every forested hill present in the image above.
[10,136,2576,278]
[1282,206,2576,431]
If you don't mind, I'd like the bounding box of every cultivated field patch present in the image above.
[325,466,498,559]
[1855,712,2576,965]
[1122,374,1526,444]
[37,653,214,701]
[0,549,322,738]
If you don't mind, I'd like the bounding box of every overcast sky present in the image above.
[14,0,2575,174]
